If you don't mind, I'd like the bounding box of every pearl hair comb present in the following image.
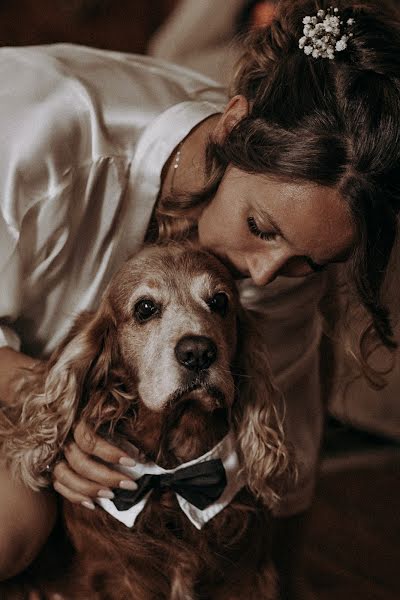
[298,7,355,59]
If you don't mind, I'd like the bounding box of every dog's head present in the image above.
[107,244,239,414]
[4,243,290,505]
[95,243,241,464]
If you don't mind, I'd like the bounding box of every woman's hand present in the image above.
[52,420,137,509]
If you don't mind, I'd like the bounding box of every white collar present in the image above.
[96,431,246,530]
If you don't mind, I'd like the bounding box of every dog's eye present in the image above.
[134,299,159,322]
[208,292,229,317]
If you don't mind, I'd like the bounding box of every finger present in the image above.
[73,421,136,466]
[53,460,117,500]
[53,479,96,509]
[63,443,138,489]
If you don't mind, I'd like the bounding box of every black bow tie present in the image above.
[112,458,227,511]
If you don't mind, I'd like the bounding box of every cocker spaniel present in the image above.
[0,243,291,600]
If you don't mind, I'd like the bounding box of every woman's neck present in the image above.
[145,113,221,244]
[159,113,220,202]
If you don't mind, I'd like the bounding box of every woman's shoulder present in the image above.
[0,43,226,97]
[0,43,226,159]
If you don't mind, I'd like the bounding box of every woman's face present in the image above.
[197,167,355,286]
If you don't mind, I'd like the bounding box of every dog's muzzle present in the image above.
[169,381,226,412]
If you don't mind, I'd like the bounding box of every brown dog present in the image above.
[1,243,291,599]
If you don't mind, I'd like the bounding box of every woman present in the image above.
[0,1,399,597]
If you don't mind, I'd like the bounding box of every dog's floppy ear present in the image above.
[233,309,293,509]
[0,301,122,490]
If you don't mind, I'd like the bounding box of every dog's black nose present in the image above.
[175,335,217,371]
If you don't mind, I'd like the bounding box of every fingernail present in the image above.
[97,489,115,499]
[81,500,96,510]
[119,456,136,467]
[119,480,138,490]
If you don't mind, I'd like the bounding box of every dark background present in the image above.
[0,0,177,53]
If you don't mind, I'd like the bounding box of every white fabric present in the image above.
[0,44,225,358]
[0,43,326,516]
[97,432,246,530]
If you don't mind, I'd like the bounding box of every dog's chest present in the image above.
[64,490,273,599]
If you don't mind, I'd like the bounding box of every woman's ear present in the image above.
[213,95,250,143]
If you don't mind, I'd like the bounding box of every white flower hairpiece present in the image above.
[298,7,355,59]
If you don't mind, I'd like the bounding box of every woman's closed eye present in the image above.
[247,216,280,242]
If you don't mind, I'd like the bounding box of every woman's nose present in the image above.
[245,253,287,286]
[246,252,318,285]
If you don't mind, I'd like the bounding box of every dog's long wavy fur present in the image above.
[0,243,293,598]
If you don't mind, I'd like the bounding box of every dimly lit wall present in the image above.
[0,0,177,53]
